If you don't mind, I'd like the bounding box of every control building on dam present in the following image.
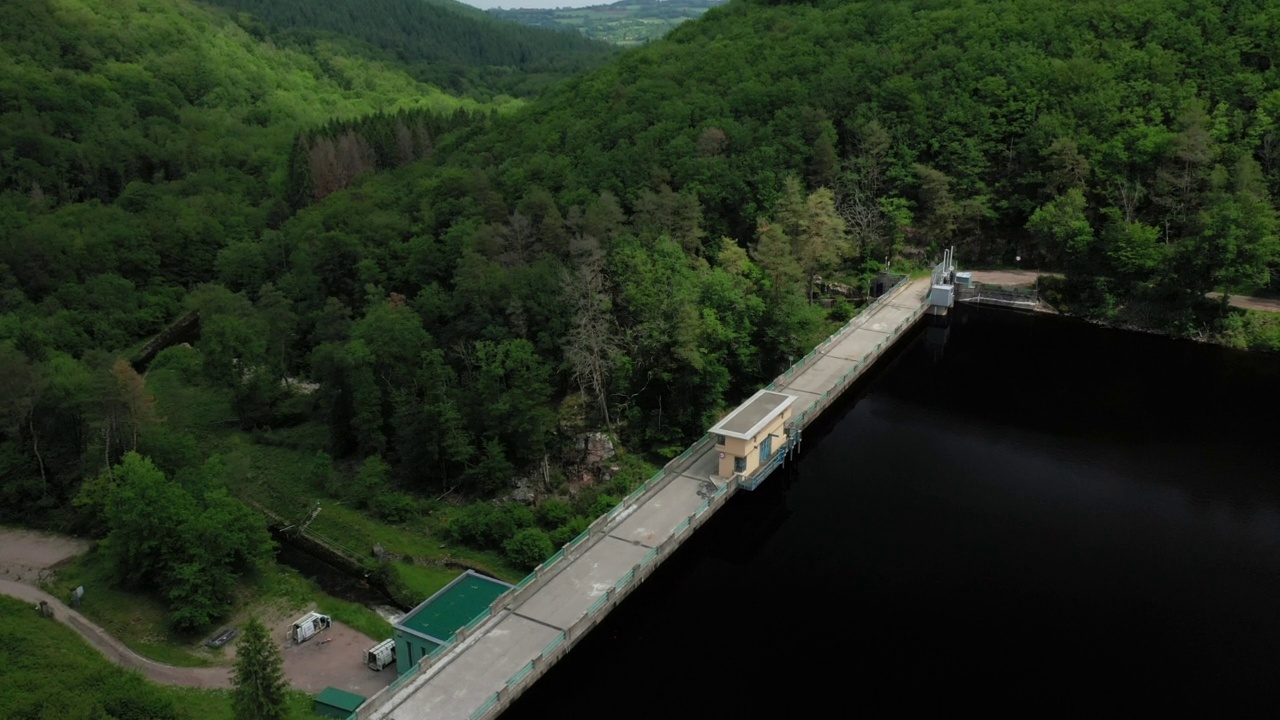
[361,253,958,720]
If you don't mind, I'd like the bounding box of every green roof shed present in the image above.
[313,687,365,719]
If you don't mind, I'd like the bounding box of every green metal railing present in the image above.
[586,591,610,616]
[463,609,489,634]
[614,568,635,590]
[507,661,534,688]
[566,528,590,550]
[470,694,499,720]
[542,631,566,657]
[388,663,420,692]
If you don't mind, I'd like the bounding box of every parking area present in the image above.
[224,602,398,697]
[277,620,396,697]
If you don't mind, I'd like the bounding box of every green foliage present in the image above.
[503,526,554,569]
[350,454,390,509]
[0,0,480,209]
[536,498,574,529]
[232,617,288,720]
[261,562,396,642]
[7,0,1280,605]
[0,595,239,719]
[1026,188,1094,270]
[38,548,218,668]
[1219,310,1280,352]
[549,515,589,547]
[199,0,617,100]
[98,452,273,630]
[392,562,458,602]
[370,491,422,524]
[150,345,202,384]
[446,502,536,551]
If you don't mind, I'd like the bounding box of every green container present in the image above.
[313,687,365,719]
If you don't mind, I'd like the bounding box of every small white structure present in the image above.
[365,639,396,671]
[928,246,957,312]
[290,611,332,643]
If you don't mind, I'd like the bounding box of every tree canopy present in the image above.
[198,0,618,99]
[4,0,1280,633]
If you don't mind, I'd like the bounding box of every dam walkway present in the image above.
[365,274,936,720]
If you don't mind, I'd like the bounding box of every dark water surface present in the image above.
[505,305,1280,715]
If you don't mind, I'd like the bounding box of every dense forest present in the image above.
[197,0,619,99]
[4,0,1280,634]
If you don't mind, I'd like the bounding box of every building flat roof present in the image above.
[395,570,511,644]
[315,687,366,711]
[709,389,797,440]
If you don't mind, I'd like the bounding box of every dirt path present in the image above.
[966,269,1058,286]
[968,270,1280,314]
[0,527,393,697]
[1207,292,1280,313]
[0,577,232,688]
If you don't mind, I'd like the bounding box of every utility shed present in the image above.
[710,389,797,480]
[313,687,365,719]
[393,570,511,675]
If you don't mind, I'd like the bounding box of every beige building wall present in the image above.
[715,407,792,478]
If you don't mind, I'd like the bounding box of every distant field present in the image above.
[489,0,725,45]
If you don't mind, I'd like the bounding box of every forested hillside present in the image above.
[190,0,1280,507]
[0,0,512,627]
[463,0,1280,327]
[197,0,618,99]
[4,0,1280,635]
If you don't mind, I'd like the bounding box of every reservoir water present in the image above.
[504,304,1280,714]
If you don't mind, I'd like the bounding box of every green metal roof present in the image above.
[396,570,510,642]
[314,687,365,712]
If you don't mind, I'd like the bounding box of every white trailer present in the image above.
[365,639,395,671]
[289,611,332,643]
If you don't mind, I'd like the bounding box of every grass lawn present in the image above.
[0,595,313,719]
[393,562,460,604]
[40,546,220,668]
[259,562,394,643]
[42,546,395,667]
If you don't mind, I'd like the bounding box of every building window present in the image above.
[734,456,746,473]
[716,434,726,446]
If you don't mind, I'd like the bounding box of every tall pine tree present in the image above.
[232,617,288,720]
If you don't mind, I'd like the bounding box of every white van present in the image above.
[365,639,395,671]
[289,611,332,643]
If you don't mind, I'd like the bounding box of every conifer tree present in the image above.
[232,617,288,720]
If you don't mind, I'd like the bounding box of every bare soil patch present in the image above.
[965,269,1057,286]
[1207,292,1280,313]
[0,527,89,584]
